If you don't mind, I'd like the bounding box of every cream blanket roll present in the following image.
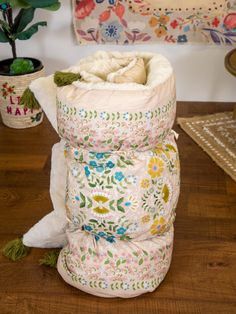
[24,51,180,298]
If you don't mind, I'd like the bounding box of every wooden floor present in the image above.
[0,102,235,314]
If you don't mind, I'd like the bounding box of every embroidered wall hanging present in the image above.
[72,0,236,45]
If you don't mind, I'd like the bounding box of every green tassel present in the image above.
[54,71,81,87]
[39,249,61,268]
[19,88,40,110]
[2,238,31,262]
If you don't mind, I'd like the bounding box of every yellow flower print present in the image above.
[64,149,68,158]
[162,184,170,203]
[153,144,170,159]
[155,26,167,38]
[148,157,164,178]
[150,217,166,235]
[159,15,170,25]
[140,179,150,189]
[141,214,150,224]
[165,144,177,153]
[149,16,159,27]
[92,193,110,217]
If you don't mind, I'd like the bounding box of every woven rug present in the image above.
[177,112,236,182]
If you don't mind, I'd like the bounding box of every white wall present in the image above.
[1,0,235,102]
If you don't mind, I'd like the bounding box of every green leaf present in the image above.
[116,260,121,267]
[87,197,92,209]
[88,183,96,188]
[79,192,86,208]
[107,251,113,258]
[15,21,47,40]
[13,8,35,33]
[81,255,86,262]
[117,206,125,213]
[117,197,124,205]
[0,21,10,33]
[25,0,61,9]
[124,160,134,166]
[42,2,61,10]
[8,0,31,8]
[139,258,143,265]
[0,28,9,42]
[89,219,98,224]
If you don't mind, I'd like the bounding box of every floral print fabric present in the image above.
[73,0,236,45]
[56,52,180,297]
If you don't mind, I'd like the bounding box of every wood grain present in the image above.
[0,102,235,314]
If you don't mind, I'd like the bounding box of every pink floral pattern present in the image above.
[57,92,180,297]
[73,0,236,45]
[56,52,180,297]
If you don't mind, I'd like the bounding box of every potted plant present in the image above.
[0,0,60,128]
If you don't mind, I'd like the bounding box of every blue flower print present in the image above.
[115,171,125,182]
[183,25,190,32]
[75,195,80,201]
[96,0,115,4]
[101,21,122,42]
[96,165,105,173]
[84,166,91,177]
[117,227,127,235]
[98,231,106,237]
[89,160,97,167]
[74,150,79,157]
[106,161,115,169]
[100,111,108,120]
[106,235,116,243]
[84,225,92,232]
[123,112,130,120]
[124,201,131,207]
[177,34,188,43]
[95,235,100,241]
[78,109,86,118]
[96,153,104,160]
[145,111,152,119]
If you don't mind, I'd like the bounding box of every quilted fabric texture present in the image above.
[55,51,180,297]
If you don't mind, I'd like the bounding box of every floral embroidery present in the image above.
[57,98,175,151]
[58,94,180,295]
[150,217,166,235]
[140,179,150,189]
[148,157,164,178]
[123,195,138,212]
[114,171,125,182]
[60,239,172,292]
[92,192,110,217]
[162,184,170,203]
[101,21,123,41]
[74,0,95,20]
[141,214,150,224]
[1,82,15,99]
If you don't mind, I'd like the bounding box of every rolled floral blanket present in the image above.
[20,51,180,298]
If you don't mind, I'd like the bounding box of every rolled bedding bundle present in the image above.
[21,51,180,298]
